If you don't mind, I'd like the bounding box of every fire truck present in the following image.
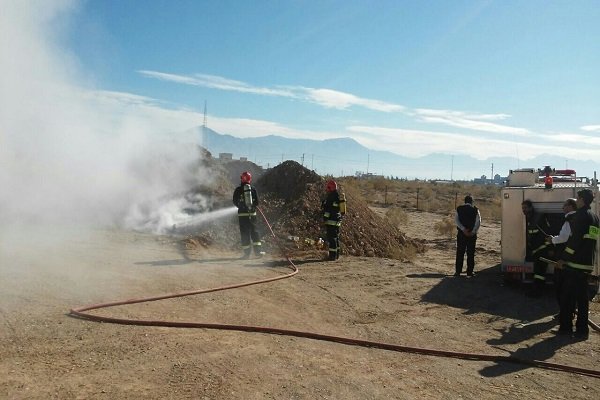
[501,167,599,296]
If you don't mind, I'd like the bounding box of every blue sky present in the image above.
[3,1,600,181]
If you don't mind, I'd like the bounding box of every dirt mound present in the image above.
[256,161,425,259]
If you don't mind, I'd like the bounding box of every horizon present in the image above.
[197,127,600,181]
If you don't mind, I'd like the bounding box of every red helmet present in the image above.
[240,171,252,184]
[326,180,337,192]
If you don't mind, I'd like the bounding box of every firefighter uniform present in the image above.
[558,201,599,338]
[524,209,551,296]
[322,186,346,261]
[549,207,576,308]
[233,181,263,258]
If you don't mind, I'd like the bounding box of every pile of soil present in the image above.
[255,161,425,259]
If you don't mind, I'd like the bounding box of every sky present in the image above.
[1,0,600,197]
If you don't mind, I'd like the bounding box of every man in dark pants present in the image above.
[233,171,264,259]
[454,195,481,277]
[556,189,599,340]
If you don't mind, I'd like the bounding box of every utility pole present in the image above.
[450,155,454,181]
[367,152,370,175]
[202,100,208,149]
[301,153,305,166]
[491,162,494,184]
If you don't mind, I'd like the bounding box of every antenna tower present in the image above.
[202,100,208,148]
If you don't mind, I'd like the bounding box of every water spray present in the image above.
[172,206,237,230]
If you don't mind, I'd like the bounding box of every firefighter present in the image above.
[322,180,346,261]
[545,198,577,313]
[521,199,552,297]
[454,195,481,277]
[556,189,599,340]
[232,171,264,259]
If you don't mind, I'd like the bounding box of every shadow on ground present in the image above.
[420,263,557,322]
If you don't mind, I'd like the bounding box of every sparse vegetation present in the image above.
[386,207,408,227]
[339,177,501,222]
[434,215,456,238]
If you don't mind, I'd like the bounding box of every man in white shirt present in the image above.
[454,195,482,277]
[547,198,577,246]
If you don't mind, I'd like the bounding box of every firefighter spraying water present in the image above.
[233,171,265,259]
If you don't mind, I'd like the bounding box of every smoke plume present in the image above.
[0,1,207,232]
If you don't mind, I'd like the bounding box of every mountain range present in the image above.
[179,127,600,181]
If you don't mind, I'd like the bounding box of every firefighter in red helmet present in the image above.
[233,171,264,259]
[321,179,346,261]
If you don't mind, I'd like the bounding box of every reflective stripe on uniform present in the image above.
[324,212,330,218]
[241,245,251,249]
[325,220,341,226]
[528,229,539,234]
[566,262,594,272]
[583,225,599,240]
[534,274,546,281]
[564,247,575,255]
[238,212,256,216]
[532,244,547,254]
[253,241,262,246]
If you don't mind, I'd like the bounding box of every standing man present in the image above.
[545,198,577,311]
[233,171,264,259]
[522,199,552,297]
[322,180,346,261]
[556,189,599,340]
[454,195,481,277]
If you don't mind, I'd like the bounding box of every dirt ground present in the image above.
[1,210,599,400]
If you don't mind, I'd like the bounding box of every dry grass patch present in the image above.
[434,215,456,238]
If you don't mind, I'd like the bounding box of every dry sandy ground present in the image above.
[1,211,599,400]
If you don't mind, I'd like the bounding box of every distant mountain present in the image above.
[180,127,600,181]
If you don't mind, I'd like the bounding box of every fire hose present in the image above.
[70,208,600,379]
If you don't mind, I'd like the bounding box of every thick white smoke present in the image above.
[0,1,208,233]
